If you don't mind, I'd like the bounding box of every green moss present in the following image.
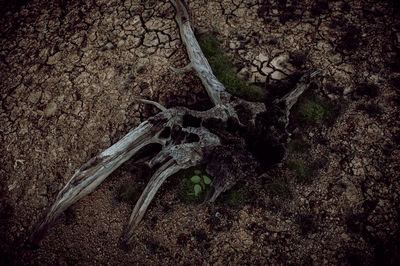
[288,160,313,183]
[118,184,139,203]
[294,94,335,125]
[298,99,332,124]
[197,33,265,102]
[288,138,309,154]
[225,185,249,207]
[271,181,291,196]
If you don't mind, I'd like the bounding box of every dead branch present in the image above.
[30,0,321,246]
[134,98,167,112]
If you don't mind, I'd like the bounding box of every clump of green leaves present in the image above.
[189,170,212,197]
[179,168,213,203]
[298,99,333,124]
[197,33,265,102]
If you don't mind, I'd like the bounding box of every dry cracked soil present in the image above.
[1,0,400,265]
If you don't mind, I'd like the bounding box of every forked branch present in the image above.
[29,113,169,244]
[30,0,320,247]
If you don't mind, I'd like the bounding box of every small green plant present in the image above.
[188,170,212,197]
[197,33,265,102]
[179,167,213,203]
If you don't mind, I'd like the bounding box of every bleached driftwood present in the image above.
[30,0,321,246]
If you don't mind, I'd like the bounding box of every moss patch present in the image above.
[271,181,291,196]
[286,137,323,184]
[197,33,265,102]
[288,137,309,154]
[224,184,249,207]
[288,160,314,183]
[293,93,335,125]
[117,184,139,203]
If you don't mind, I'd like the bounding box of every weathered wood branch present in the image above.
[134,98,167,112]
[29,114,169,244]
[170,63,193,74]
[170,0,232,108]
[30,0,321,246]
[123,159,182,243]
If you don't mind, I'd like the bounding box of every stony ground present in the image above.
[1,0,399,264]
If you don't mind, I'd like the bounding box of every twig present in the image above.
[134,98,167,112]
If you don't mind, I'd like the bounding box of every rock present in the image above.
[157,32,169,43]
[39,47,49,62]
[136,58,149,73]
[270,53,291,72]
[145,18,164,30]
[105,42,115,50]
[47,52,61,65]
[126,35,141,47]
[251,72,266,83]
[341,233,350,241]
[317,40,332,51]
[328,53,343,64]
[343,87,352,95]
[238,67,250,79]
[117,39,125,47]
[338,64,354,73]
[261,65,273,75]
[44,101,58,117]
[257,53,269,62]
[229,41,239,49]
[28,91,42,104]
[270,71,286,80]
[143,32,159,46]
[123,16,141,31]
[8,180,17,191]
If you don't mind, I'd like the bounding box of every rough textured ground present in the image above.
[1,0,399,264]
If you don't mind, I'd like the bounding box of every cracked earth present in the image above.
[1,0,400,264]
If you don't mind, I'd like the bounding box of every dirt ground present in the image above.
[1,0,399,265]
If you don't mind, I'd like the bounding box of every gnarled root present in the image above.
[30,0,322,246]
